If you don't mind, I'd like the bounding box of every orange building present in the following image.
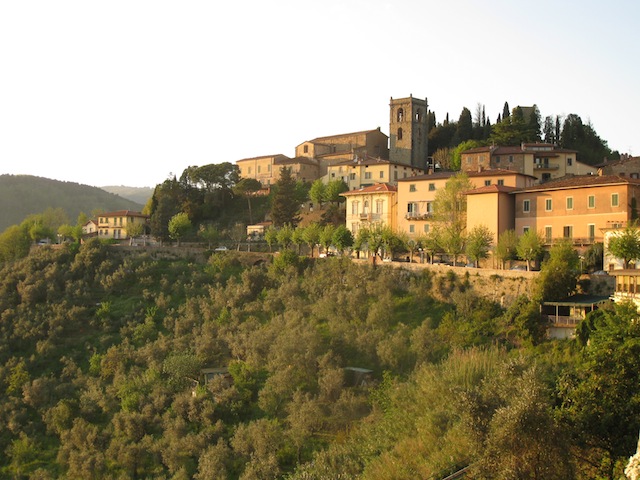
[396,169,535,238]
[514,175,640,245]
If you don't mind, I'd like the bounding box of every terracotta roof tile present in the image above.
[341,183,397,195]
[515,174,640,193]
[465,185,519,195]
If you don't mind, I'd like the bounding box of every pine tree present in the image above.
[270,167,301,227]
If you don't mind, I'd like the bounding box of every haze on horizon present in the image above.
[1,0,638,188]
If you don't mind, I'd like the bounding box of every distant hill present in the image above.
[101,185,154,206]
[0,174,144,232]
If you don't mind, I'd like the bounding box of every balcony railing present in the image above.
[534,163,560,170]
[405,212,433,220]
[542,236,603,246]
[547,315,581,327]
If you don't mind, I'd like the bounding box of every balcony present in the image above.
[534,163,559,170]
[542,236,603,246]
[546,315,581,327]
[405,212,433,220]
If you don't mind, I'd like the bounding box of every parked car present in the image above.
[591,270,609,275]
[511,264,528,271]
[214,246,228,252]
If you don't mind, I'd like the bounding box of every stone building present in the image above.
[295,128,389,177]
[461,143,595,182]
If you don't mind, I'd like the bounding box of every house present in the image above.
[97,210,149,240]
[341,183,397,235]
[609,270,640,309]
[541,294,611,339]
[514,175,640,245]
[596,155,640,178]
[296,128,389,177]
[82,219,97,235]
[461,143,596,183]
[236,154,319,187]
[396,169,536,239]
[326,156,424,190]
[247,221,272,239]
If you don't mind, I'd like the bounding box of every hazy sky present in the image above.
[1,0,638,187]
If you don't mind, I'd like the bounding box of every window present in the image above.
[363,201,369,214]
[428,183,435,191]
[567,157,572,166]
[379,171,384,179]
[545,199,552,211]
[349,173,356,180]
[397,128,403,140]
[397,108,404,122]
[484,180,491,186]
[588,195,595,208]
[257,165,261,173]
[424,224,430,233]
[351,201,359,215]
[409,225,415,233]
[364,171,372,180]
[523,199,531,213]
[415,109,422,121]
[376,200,384,214]
[409,184,416,192]
[248,167,252,174]
[588,224,596,241]
[612,193,619,207]
[426,201,434,214]
[407,203,418,215]
[566,197,573,210]
[545,226,552,242]
[509,155,514,163]
[303,145,309,153]
[267,164,271,172]
[467,156,472,165]
[523,226,530,233]
[394,172,398,180]
[495,156,500,163]
[563,226,573,239]
[497,179,504,186]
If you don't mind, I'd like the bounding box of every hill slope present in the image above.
[101,185,154,205]
[0,174,143,231]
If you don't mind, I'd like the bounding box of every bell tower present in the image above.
[389,95,429,169]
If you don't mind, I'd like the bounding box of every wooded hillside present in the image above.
[0,175,143,231]
[0,243,638,479]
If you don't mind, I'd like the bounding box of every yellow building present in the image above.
[327,157,424,189]
[461,143,596,182]
[295,128,389,176]
[341,183,397,234]
[514,175,640,245]
[236,154,320,186]
[397,169,536,238]
[97,210,149,240]
[465,185,519,245]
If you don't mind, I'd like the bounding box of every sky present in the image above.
[1,0,638,188]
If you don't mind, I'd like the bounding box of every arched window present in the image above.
[397,108,404,122]
[363,201,370,214]
[415,109,422,121]
[397,128,403,140]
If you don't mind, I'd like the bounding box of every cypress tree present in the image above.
[270,167,301,227]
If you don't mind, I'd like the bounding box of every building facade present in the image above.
[295,128,389,176]
[514,175,640,245]
[327,157,424,190]
[396,169,536,239]
[461,143,596,182]
[236,154,320,186]
[342,183,398,235]
[97,211,149,240]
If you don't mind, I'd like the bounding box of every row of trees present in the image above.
[428,101,618,170]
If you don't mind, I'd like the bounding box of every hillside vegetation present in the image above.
[0,175,143,231]
[1,242,639,479]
